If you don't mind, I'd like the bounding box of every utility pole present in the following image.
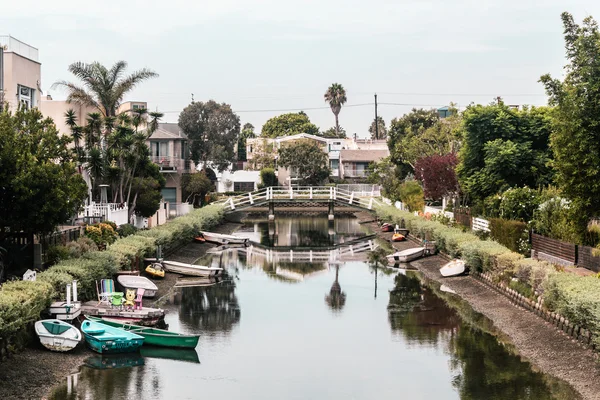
[374,93,378,140]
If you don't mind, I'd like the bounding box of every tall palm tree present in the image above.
[324,83,347,136]
[52,61,158,117]
[64,109,83,158]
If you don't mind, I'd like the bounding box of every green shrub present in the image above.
[498,187,540,221]
[0,280,53,338]
[46,245,72,265]
[398,180,424,212]
[38,270,76,298]
[260,168,278,187]
[509,279,534,298]
[489,218,529,254]
[117,223,138,238]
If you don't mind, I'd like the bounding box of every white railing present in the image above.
[343,170,369,178]
[338,184,381,197]
[219,186,383,213]
[241,240,377,264]
[151,156,192,172]
[472,217,490,232]
[80,202,129,225]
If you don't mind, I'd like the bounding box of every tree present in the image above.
[367,157,403,201]
[324,83,347,136]
[398,180,424,212]
[178,100,240,171]
[260,168,278,187]
[540,12,600,237]
[0,108,88,242]
[132,177,164,218]
[261,112,319,138]
[278,139,330,185]
[52,61,158,117]
[183,172,213,206]
[369,116,387,140]
[321,126,347,138]
[456,103,553,205]
[237,123,256,162]
[414,153,459,201]
[246,138,276,170]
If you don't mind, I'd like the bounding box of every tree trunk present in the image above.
[335,114,340,136]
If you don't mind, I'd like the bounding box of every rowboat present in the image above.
[386,247,425,263]
[145,262,165,279]
[35,320,81,352]
[87,316,199,348]
[174,276,222,288]
[440,259,466,277]
[81,319,144,354]
[199,231,249,245]
[391,233,406,242]
[117,275,158,298]
[162,260,223,277]
[381,223,394,232]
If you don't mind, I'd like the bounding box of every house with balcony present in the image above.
[147,123,195,208]
[0,35,42,112]
[340,149,389,181]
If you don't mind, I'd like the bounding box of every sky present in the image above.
[2,0,599,137]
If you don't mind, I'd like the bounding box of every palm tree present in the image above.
[324,83,347,136]
[52,61,158,117]
[64,109,83,158]
[325,264,346,311]
[148,111,164,134]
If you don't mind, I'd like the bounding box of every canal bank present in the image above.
[365,213,600,400]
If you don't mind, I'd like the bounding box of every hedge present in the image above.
[0,204,224,354]
[489,218,528,254]
[376,204,600,347]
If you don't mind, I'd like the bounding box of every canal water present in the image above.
[49,216,579,400]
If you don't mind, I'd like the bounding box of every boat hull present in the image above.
[440,259,466,277]
[163,260,223,277]
[35,320,81,352]
[200,231,248,245]
[116,275,158,298]
[81,320,144,354]
[88,317,199,348]
[386,247,425,263]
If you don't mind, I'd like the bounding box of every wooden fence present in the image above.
[453,208,472,229]
[577,245,600,273]
[531,233,577,265]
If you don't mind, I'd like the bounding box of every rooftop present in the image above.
[0,35,39,62]
[341,149,389,162]
[149,123,188,140]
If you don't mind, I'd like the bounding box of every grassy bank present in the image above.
[0,204,223,358]
[376,204,600,348]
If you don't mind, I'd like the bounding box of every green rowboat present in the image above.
[88,316,199,349]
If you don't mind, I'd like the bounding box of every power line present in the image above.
[160,103,374,114]
[372,92,546,97]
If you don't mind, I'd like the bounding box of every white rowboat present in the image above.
[117,275,159,298]
[200,231,249,245]
[35,320,81,352]
[163,260,224,277]
[440,259,466,277]
[386,247,425,263]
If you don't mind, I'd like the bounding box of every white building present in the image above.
[0,35,42,112]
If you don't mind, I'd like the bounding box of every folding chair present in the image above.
[134,288,145,310]
[96,278,117,306]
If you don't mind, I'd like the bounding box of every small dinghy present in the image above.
[88,316,199,349]
[440,259,466,277]
[81,319,144,354]
[163,260,223,277]
[145,262,165,279]
[386,247,425,263]
[380,223,394,232]
[391,233,406,242]
[35,320,81,352]
[117,275,158,298]
[198,231,248,245]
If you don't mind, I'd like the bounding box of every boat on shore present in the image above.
[386,247,425,263]
[117,275,158,298]
[145,262,165,279]
[391,232,406,242]
[35,320,81,352]
[162,260,223,277]
[197,231,249,245]
[440,259,466,277]
[87,316,200,349]
[81,319,144,354]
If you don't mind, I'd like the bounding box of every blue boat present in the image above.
[80,320,144,354]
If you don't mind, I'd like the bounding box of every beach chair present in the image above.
[96,279,117,306]
[134,288,145,310]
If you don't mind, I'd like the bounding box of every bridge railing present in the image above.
[242,239,377,263]
[220,186,383,212]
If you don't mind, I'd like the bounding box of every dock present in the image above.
[81,301,165,326]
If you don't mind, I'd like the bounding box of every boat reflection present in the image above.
[140,346,200,364]
[84,353,145,370]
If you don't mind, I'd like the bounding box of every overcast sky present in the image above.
[2,1,599,137]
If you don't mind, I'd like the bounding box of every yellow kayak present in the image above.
[145,263,165,279]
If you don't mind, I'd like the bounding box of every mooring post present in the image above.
[328,200,335,221]
[269,200,275,221]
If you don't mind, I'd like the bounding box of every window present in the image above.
[161,188,177,205]
[17,85,34,109]
[133,104,139,110]
[181,141,188,159]
[330,159,339,170]
[150,141,169,157]
[234,182,255,192]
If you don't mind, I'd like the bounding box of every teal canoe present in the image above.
[88,316,199,349]
[80,320,144,354]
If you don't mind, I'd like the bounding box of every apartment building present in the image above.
[0,35,41,112]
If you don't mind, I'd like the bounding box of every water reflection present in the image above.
[325,264,346,312]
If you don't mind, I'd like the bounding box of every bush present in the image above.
[498,187,540,221]
[117,224,138,238]
[0,280,53,339]
[398,180,424,212]
[489,218,529,254]
[46,245,72,265]
[85,222,118,247]
[532,187,580,243]
[260,168,278,187]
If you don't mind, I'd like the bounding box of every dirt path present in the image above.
[363,214,600,400]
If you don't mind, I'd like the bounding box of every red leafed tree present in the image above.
[414,153,459,200]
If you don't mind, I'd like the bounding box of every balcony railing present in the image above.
[343,170,369,178]
[151,156,192,172]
